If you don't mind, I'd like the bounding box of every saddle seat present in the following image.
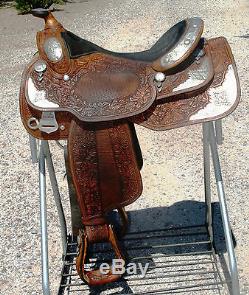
[24,10,212,123]
[31,8,204,72]
[62,17,204,72]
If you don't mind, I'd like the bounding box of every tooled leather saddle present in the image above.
[19,9,240,286]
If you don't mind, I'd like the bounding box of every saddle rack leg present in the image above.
[203,121,240,295]
[37,140,68,295]
[203,123,214,244]
[39,140,50,295]
[43,141,67,256]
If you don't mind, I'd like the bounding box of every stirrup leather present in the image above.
[117,207,129,237]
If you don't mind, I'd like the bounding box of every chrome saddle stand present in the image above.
[28,120,240,295]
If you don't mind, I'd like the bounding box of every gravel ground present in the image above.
[0,0,248,294]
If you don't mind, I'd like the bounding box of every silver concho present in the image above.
[34,60,47,73]
[154,72,166,92]
[154,72,166,82]
[184,38,191,45]
[63,74,70,81]
[43,37,63,62]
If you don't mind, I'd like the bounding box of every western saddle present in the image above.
[19,8,240,286]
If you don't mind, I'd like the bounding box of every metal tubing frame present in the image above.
[39,141,50,295]
[43,141,67,256]
[37,140,68,295]
[29,134,38,164]
[203,123,214,244]
[203,121,240,295]
[33,119,239,295]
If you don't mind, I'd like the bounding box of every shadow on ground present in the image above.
[60,200,237,294]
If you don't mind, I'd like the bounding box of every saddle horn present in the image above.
[32,9,70,74]
[31,8,62,29]
[31,8,49,18]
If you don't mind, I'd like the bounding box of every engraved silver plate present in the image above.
[43,37,63,62]
[27,78,59,108]
[190,65,238,120]
[39,112,58,134]
[161,17,203,68]
[173,58,210,92]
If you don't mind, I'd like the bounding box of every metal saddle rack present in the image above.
[28,120,240,295]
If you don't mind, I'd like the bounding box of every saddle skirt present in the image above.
[133,37,240,130]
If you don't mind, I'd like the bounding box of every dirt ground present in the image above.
[0,0,248,294]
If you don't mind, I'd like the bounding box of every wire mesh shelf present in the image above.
[58,225,230,294]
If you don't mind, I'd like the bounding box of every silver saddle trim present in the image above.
[27,111,58,134]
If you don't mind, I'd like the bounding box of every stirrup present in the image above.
[76,224,125,286]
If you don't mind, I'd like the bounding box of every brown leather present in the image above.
[19,12,240,286]
[132,37,240,130]
[19,38,239,140]
[68,120,141,285]
[76,226,125,285]
[24,53,157,122]
[21,44,212,123]
[20,16,211,123]
[67,120,142,222]
[36,11,71,74]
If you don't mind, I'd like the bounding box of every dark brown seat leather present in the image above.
[61,18,203,67]
[19,9,240,286]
